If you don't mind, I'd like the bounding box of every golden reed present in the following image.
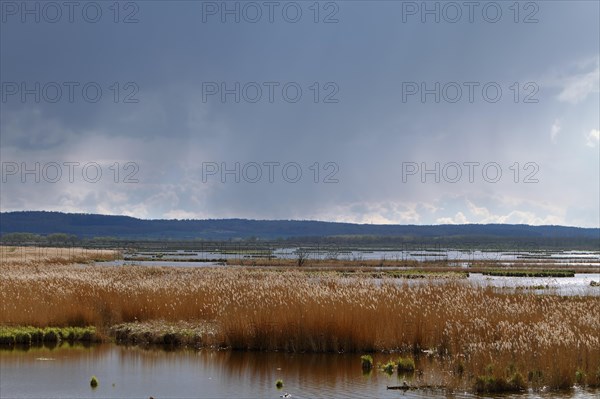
[1,246,599,390]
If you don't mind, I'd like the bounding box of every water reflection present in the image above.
[467,273,600,296]
[1,345,598,398]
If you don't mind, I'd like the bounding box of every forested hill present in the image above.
[1,211,598,245]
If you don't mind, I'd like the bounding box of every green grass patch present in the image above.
[475,364,526,393]
[475,373,526,393]
[381,360,396,375]
[0,326,98,347]
[397,357,415,372]
[360,354,373,370]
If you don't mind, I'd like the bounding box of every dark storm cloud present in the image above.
[1,1,598,225]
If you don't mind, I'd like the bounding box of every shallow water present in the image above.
[98,248,600,271]
[115,248,600,264]
[1,345,598,398]
[467,273,600,296]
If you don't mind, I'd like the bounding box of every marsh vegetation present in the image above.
[1,246,599,393]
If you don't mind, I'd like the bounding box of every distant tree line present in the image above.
[0,232,79,245]
[1,232,597,251]
[0,211,598,250]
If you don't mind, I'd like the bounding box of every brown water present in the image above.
[1,345,598,398]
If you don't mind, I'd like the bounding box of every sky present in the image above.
[1,0,599,227]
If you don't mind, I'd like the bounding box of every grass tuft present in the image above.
[381,360,395,375]
[0,326,98,347]
[397,357,415,372]
[360,354,373,370]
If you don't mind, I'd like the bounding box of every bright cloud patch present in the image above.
[585,129,600,147]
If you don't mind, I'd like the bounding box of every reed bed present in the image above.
[1,247,599,391]
[0,246,117,266]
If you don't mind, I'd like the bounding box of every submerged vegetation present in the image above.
[89,376,99,388]
[1,246,599,393]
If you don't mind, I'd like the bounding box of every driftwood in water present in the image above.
[387,384,446,391]
[386,383,410,390]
